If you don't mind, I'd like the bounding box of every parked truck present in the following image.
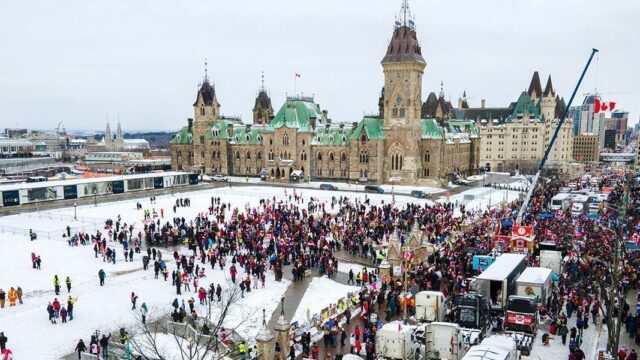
[476,254,527,311]
[416,291,446,323]
[453,294,488,333]
[504,295,537,355]
[516,267,552,305]
[461,335,518,360]
[375,322,419,360]
[422,322,466,360]
[539,250,562,275]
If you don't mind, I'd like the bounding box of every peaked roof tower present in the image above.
[527,71,542,98]
[543,75,554,97]
[382,0,424,64]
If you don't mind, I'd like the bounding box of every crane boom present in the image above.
[516,48,599,224]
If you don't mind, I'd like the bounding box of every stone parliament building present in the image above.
[170,4,483,185]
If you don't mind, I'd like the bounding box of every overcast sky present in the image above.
[1,0,638,132]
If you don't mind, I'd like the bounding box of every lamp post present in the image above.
[73,203,77,220]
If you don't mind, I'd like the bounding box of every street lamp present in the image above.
[73,203,77,220]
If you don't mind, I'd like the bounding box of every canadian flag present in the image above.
[512,225,533,238]
[594,99,616,113]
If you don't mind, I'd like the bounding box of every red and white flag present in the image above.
[594,99,616,113]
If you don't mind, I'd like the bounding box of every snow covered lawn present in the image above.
[291,277,359,324]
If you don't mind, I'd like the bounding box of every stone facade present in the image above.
[461,72,574,174]
[573,133,599,163]
[170,3,480,184]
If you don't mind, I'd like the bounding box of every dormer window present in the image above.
[257,135,262,142]
[246,135,250,142]
[329,135,334,143]
[342,136,346,143]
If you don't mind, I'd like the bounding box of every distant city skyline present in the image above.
[0,0,638,131]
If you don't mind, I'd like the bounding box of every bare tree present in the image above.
[125,280,257,360]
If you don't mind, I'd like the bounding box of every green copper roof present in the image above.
[268,97,324,131]
[230,126,265,145]
[420,119,444,139]
[205,117,244,140]
[506,91,541,123]
[349,117,385,140]
[446,119,479,138]
[170,126,193,144]
[312,126,353,146]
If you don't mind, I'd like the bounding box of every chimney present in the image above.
[187,118,193,132]
[481,99,486,109]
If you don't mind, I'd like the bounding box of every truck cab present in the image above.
[504,295,538,334]
[453,294,488,333]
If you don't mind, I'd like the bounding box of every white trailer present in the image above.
[539,250,562,275]
[423,322,465,360]
[476,254,527,310]
[516,267,552,305]
[549,193,571,211]
[461,335,517,360]
[416,291,446,323]
[375,322,418,360]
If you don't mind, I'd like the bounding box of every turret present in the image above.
[105,123,112,146]
[541,75,556,120]
[193,58,220,124]
[252,72,274,125]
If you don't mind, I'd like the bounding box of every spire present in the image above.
[260,71,265,92]
[528,71,542,98]
[203,57,209,84]
[462,90,467,100]
[439,81,445,98]
[543,75,554,97]
[400,0,412,28]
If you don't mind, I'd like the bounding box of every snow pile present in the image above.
[291,277,359,324]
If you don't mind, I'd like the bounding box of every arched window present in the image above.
[302,139,306,146]
[269,138,273,145]
[246,151,251,160]
[391,154,403,171]
[257,135,262,143]
[392,106,398,118]
[235,151,240,160]
[424,151,430,162]
[268,150,274,160]
[201,151,204,159]
[317,152,323,161]
[257,151,262,160]
[359,149,368,163]
[399,107,405,118]
[329,152,334,162]
[177,150,182,158]
[246,135,250,142]
[283,133,289,145]
[200,105,205,116]
[211,129,219,137]
[199,135,205,144]
[341,152,347,162]
[360,134,367,142]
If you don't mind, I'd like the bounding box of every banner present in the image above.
[512,225,533,238]
[507,312,534,326]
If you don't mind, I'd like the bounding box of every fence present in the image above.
[0,211,104,240]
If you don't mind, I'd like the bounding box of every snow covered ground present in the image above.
[0,184,524,358]
[291,277,359,324]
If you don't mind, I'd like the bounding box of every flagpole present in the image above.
[294,74,297,97]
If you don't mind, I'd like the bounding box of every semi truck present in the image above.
[461,335,518,360]
[415,291,446,323]
[453,294,488,333]
[422,322,465,360]
[476,254,527,311]
[375,322,420,360]
[516,267,552,306]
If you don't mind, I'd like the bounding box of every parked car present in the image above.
[364,185,384,194]
[453,178,470,186]
[212,174,229,182]
[320,184,338,191]
[411,190,428,198]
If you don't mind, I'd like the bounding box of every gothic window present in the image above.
[257,135,262,142]
[359,150,369,163]
[424,151,430,162]
[329,135,334,143]
[392,106,398,118]
[257,151,262,160]
[269,138,273,145]
[211,129,219,137]
[302,139,306,146]
[246,135,250,142]
[200,135,205,144]
[341,152,347,162]
[268,150,274,160]
[301,151,307,161]
[200,151,204,159]
[317,152,323,161]
[342,136,346,143]
[391,154,403,171]
[360,134,367,142]
[329,152,334,162]
[246,151,251,160]
[235,151,240,161]
[399,107,405,118]
[200,105,205,116]
[234,135,239,142]
[177,150,182,158]
[283,133,289,145]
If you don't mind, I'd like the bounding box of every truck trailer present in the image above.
[476,254,527,311]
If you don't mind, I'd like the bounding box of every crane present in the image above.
[515,49,599,225]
